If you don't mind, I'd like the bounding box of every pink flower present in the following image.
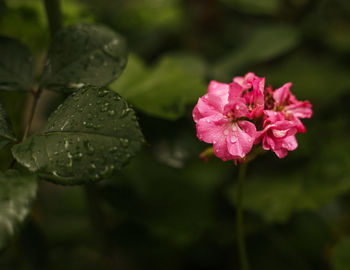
[193,80,258,161]
[273,82,312,133]
[261,111,298,158]
[193,72,312,161]
[232,72,265,119]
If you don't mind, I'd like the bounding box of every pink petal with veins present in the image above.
[285,101,313,119]
[226,121,257,158]
[206,81,230,113]
[196,114,228,144]
[193,95,219,123]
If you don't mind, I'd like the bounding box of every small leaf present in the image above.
[0,170,37,251]
[12,86,144,185]
[0,36,33,91]
[111,53,207,120]
[332,237,350,270]
[40,24,127,93]
[212,25,300,81]
[0,101,16,149]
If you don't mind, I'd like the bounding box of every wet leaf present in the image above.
[0,36,33,91]
[0,101,16,149]
[332,237,350,270]
[111,53,207,120]
[213,25,300,81]
[12,86,144,185]
[40,24,128,93]
[0,170,37,251]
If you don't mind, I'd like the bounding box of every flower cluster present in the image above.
[193,72,312,161]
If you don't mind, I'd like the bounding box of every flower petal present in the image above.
[192,95,219,123]
[228,82,244,98]
[291,117,306,133]
[224,97,248,118]
[206,81,230,113]
[285,101,313,119]
[245,79,265,119]
[226,121,256,159]
[273,82,292,106]
[274,148,288,158]
[213,138,233,161]
[233,72,256,89]
[196,114,228,144]
[281,135,298,151]
[261,112,298,158]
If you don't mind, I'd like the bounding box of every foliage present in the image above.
[110,53,207,120]
[12,86,144,184]
[0,170,37,251]
[41,24,127,92]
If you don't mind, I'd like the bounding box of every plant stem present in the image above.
[237,162,250,270]
[43,0,63,37]
[23,0,63,141]
[22,87,42,141]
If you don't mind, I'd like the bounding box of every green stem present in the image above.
[237,162,250,270]
[43,0,63,37]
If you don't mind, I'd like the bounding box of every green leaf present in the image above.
[110,53,207,120]
[0,36,33,91]
[40,24,128,93]
[12,86,144,185]
[0,170,37,251]
[332,237,350,270]
[212,25,300,81]
[0,101,16,149]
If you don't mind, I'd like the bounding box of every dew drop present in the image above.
[100,103,109,112]
[232,124,238,132]
[88,164,96,172]
[230,137,237,143]
[97,89,109,97]
[120,138,129,147]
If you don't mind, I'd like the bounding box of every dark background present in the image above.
[0,0,350,269]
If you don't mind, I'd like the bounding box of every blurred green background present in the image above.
[0,0,350,269]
